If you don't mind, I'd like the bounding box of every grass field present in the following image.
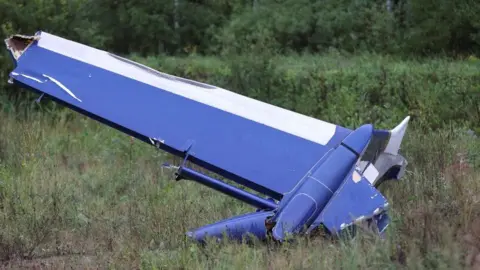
[1,56,480,269]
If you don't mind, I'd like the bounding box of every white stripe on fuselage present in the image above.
[35,32,338,145]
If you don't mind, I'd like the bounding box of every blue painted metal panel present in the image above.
[318,174,389,234]
[8,35,353,199]
[342,124,375,155]
[187,211,274,243]
[268,124,373,241]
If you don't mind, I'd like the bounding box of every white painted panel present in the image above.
[363,164,379,184]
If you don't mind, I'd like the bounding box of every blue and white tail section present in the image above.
[267,124,373,240]
[263,119,410,241]
[305,116,410,238]
[4,31,410,243]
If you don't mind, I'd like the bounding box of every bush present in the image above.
[215,0,480,56]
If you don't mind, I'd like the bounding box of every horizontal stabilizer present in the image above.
[187,211,273,243]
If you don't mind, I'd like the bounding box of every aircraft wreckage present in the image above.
[4,31,410,243]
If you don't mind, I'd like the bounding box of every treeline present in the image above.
[1,0,479,57]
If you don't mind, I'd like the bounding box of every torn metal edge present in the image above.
[4,33,40,61]
[107,52,217,90]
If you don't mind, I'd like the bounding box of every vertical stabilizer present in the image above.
[384,116,410,155]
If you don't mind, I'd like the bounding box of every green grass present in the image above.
[0,106,479,269]
[0,53,480,269]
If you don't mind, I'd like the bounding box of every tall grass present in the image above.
[1,52,480,269]
[0,103,479,269]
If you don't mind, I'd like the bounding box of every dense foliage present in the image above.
[2,0,479,56]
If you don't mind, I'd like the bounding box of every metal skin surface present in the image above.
[267,124,386,241]
[4,31,410,243]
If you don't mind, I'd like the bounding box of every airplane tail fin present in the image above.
[358,116,411,187]
[384,116,411,156]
